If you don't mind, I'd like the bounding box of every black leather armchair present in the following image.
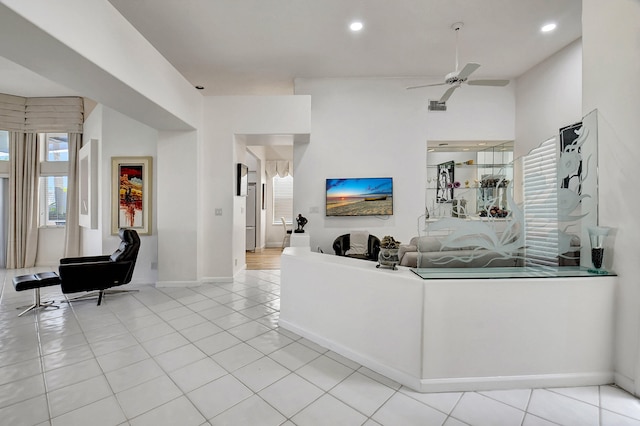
[333,233,381,261]
[59,229,140,305]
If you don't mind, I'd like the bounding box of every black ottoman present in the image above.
[12,272,62,316]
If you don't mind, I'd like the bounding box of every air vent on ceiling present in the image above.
[428,100,447,112]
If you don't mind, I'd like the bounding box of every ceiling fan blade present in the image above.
[457,62,480,80]
[439,86,458,103]
[406,82,447,90]
[467,79,510,87]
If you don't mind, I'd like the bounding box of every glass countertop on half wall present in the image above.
[410,266,617,280]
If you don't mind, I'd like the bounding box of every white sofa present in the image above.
[398,236,523,268]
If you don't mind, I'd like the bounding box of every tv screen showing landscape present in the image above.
[326,177,393,216]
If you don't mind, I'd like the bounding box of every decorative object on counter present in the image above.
[452,197,467,218]
[479,206,509,218]
[295,214,308,233]
[588,226,610,274]
[377,235,401,270]
[481,175,510,188]
[465,180,470,188]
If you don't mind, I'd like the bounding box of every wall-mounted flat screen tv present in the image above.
[326,177,393,216]
[237,163,248,196]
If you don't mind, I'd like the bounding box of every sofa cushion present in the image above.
[416,237,442,252]
[346,231,369,256]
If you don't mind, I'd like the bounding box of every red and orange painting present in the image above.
[112,156,151,235]
[118,164,144,228]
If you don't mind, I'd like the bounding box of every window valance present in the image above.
[0,93,26,132]
[265,160,293,178]
[0,93,83,133]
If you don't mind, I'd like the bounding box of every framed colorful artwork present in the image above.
[111,156,152,235]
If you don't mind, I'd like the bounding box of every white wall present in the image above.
[156,130,198,286]
[100,106,158,284]
[293,78,515,252]
[81,104,105,257]
[200,96,311,281]
[35,228,65,266]
[515,39,583,159]
[582,0,640,395]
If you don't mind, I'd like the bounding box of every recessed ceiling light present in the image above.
[427,148,435,152]
[541,23,557,33]
[195,85,205,90]
[349,21,363,32]
[478,142,487,146]
[463,148,470,151]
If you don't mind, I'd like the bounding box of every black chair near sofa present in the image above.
[333,233,381,261]
[58,228,140,305]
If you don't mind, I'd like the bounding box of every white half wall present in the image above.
[293,78,515,252]
[582,0,640,395]
[515,38,583,159]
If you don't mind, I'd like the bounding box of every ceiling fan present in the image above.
[406,22,510,103]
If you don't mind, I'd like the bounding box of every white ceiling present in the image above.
[0,1,582,100]
[107,0,582,95]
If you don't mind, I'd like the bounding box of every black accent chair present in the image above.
[58,229,140,305]
[333,233,381,261]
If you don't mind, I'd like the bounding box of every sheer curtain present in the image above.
[7,132,39,268]
[64,133,82,257]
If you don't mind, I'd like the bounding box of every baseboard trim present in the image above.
[200,276,234,283]
[614,372,636,395]
[279,318,615,393]
[417,372,615,393]
[155,280,200,288]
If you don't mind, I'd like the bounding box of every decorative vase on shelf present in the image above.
[588,226,610,274]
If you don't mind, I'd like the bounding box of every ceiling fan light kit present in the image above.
[407,21,510,103]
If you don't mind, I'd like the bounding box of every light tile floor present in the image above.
[2,268,640,426]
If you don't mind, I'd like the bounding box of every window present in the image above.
[40,176,68,226]
[39,132,69,227]
[0,130,8,161]
[272,175,293,224]
[39,133,68,161]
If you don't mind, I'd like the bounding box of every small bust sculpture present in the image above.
[295,214,308,233]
